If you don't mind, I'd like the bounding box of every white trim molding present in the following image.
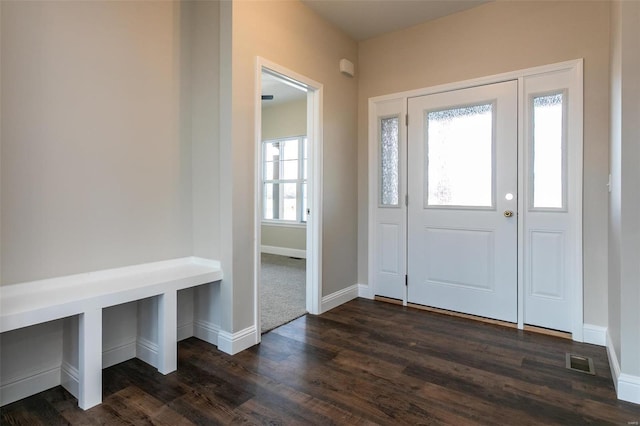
[607,330,622,392]
[606,329,640,404]
[194,319,221,346]
[321,284,359,313]
[103,340,137,369]
[0,365,61,407]
[177,322,194,341]
[217,325,259,355]
[583,324,607,346]
[260,245,306,259]
[357,283,374,300]
[136,337,159,369]
[618,374,640,405]
[61,361,79,399]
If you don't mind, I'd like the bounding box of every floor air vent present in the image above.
[566,353,595,375]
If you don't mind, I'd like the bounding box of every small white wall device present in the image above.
[339,58,355,77]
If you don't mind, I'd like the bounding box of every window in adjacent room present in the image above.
[263,136,307,223]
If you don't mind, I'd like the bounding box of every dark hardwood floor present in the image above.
[2,298,639,425]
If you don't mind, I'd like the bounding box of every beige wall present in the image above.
[1,1,195,284]
[357,0,611,326]
[262,98,307,141]
[223,0,358,331]
[261,98,307,251]
[262,225,306,251]
[191,1,221,260]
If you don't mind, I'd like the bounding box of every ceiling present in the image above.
[262,0,490,104]
[300,0,490,41]
[261,72,307,107]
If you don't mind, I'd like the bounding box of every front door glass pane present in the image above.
[426,104,493,207]
[532,93,564,209]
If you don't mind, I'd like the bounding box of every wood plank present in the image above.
[2,298,639,425]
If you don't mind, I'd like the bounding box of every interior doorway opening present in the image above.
[259,71,308,332]
[255,59,324,339]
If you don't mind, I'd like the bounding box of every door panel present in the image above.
[379,223,401,274]
[371,99,407,301]
[522,70,580,333]
[423,227,495,291]
[407,81,518,322]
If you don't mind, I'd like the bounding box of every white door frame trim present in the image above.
[254,58,324,341]
[367,59,584,340]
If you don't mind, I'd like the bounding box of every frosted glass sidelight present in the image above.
[532,93,564,209]
[380,117,400,206]
[426,104,493,207]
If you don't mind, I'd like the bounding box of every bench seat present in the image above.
[0,257,223,409]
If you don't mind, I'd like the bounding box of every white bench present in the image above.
[0,257,222,409]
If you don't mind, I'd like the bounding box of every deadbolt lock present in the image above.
[504,210,514,218]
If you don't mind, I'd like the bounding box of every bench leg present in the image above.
[78,308,102,410]
[157,290,177,374]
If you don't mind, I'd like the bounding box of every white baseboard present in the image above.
[618,374,640,405]
[177,322,194,341]
[218,325,258,355]
[321,284,359,313]
[136,337,158,368]
[194,319,220,347]
[606,329,640,404]
[607,330,622,392]
[60,361,79,399]
[103,340,137,369]
[357,283,374,300]
[261,245,306,259]
[0,365,61,407]
[583,324,607,346]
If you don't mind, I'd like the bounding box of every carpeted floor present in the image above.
[260,253,307,333]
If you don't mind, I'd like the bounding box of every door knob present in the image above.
[504,210,514,218]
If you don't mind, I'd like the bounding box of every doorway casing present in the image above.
[254,58,324,340]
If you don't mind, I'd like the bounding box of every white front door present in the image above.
[407,81,518,322]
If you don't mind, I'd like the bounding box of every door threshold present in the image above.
[406,302,517,329]
[381,301,573,339]
[524,324,572,340]
[374,295,404,306]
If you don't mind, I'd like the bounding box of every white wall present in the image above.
[261,97,307,253]
[357,0,611,327]
[608,0,623,368]
[608,0,640,396]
